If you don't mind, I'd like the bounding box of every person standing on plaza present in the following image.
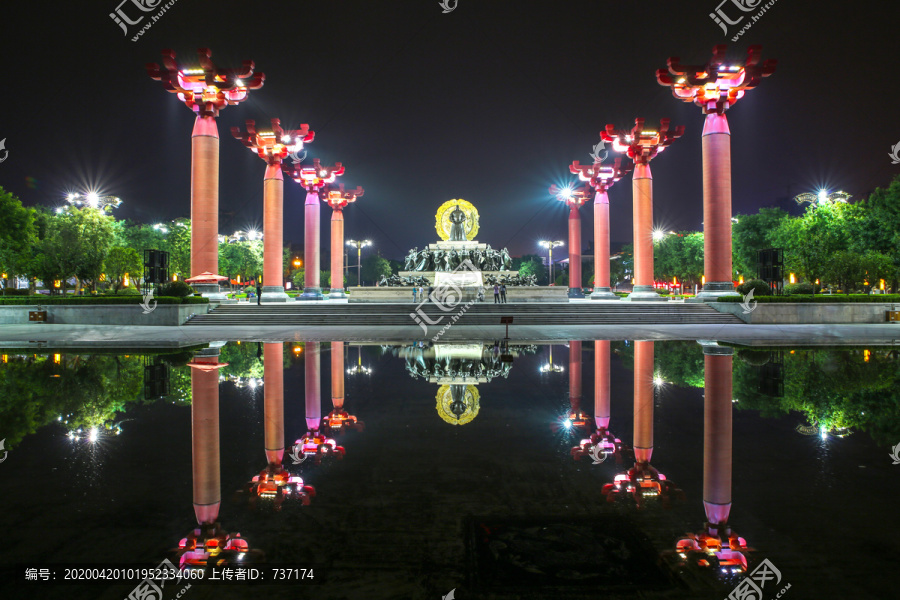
[413,286,418,303]
[493,283,500,304]
[428,285,434,303]
[256,280,262,306]
[500,283,507,303]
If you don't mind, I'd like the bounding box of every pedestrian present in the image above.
[500,283,507,303]
[413,286,418,303]
[477,286,485,302]
[493,283,500,304]
[428,285,434,302]
[256,280,262,306]
[420,285,426,302]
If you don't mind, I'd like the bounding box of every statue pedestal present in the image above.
[427,240,487,252]
[434,269,483,290]
[399,271,518,283]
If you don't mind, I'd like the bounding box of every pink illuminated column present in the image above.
[331,341,344,410]
[594,340,610,430]
[264,343,285,465]
[147,49,264,298]
[550,185,591,298]
[657,45,776,300]
[232,119,314,302]
[569,341,583,421]
[633,341,654,464]
[700,341,734,528]
[284,160,345,301]
[571,158,631,300]
[324,185,364,298]
[603,119,683,302]
[305,342,322,431]
[187,347,229,525]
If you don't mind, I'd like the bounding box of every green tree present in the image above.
[0,187,37,285]
[732,208,788,279]
[772,201,853,285]
[654,231,704,288]
[517,255,548,285]
[361,254,391,286]
[852,176,900,291]
[219,240,264,282]
[167,219,191,279]
[609,256,627,289]
[104,247,143,293]
[31,208,115,294]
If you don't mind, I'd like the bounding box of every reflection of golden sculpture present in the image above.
[435,199,479,241]
[436,384,480,425]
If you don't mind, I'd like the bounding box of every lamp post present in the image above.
[346,239,371,286]
[657,45,775,301]
[549,184,591,298]
[570,157,632,300]
[147,48,264,300]
[603,119,683,301]
[232,118,314,302]
[794,189,851,207]
[283,159,345,300]
[539,240,564,286]
[324,185,364,298]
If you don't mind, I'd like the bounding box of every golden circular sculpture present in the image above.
[435,199,479,241]
[435,384,481,425]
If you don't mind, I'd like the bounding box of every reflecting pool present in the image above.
[0,341,897,599]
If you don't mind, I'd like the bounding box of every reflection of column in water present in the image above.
[264,343,284,465]
[594,340,610,430]
[306,342,321,431]
[633,341,654,464]
[569,341,582,416]
[188,347,227,525]
[331,342,344,411]
[703,345,734,526]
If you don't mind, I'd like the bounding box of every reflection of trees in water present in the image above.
[0,352,180,448]
[614,340,705,388]
[732,348,900,445]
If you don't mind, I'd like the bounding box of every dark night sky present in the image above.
[1,0,897,261]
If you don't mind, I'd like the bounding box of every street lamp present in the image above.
[539,240,564,285]
[539,345,565,373]
[346,344,373,376]
[346,239,372,285]
[794,189,851,207]
[65,191,122,212]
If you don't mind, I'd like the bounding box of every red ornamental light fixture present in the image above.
[283,159,346,300]
[322,184,364,298]
[571,158,632,299]
[232,119,314,302]
[147,48,264,299]
[602,119,683,301]
[657,45,775,301]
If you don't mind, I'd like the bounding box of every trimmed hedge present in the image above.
[736,279,773,296]
[1,288,31,296]
[0,295,208,306]
[717,294,900,303]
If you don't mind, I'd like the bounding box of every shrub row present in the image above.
[717,294,900,303]
[0,295,208,306]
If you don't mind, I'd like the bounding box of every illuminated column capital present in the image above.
[656,44,777,115]
[147,48,264,118]
[324,183,364,211]
[231,118,314,166]
[283,158,345,193]
[570,157,631,194]
[601,118,684,166]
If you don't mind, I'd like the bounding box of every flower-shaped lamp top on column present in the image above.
[324,184,364,210]
[284,159,345,192]
[570,157,632,193]
[549,184,591,208]
[601,119,684,166]
[656,44,776,115]
[146,48,264,117]
[231,119,314,164]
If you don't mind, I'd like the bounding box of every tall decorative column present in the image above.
[186,345,229,525]
[633,340,655,464]
[264,342,285,465]
[563,341,589,428]
[147,49,264,299]
[571,158,632,300]
[305,341,322,431]
[549,185,591,298]
[594,340,611,431]
[323,185,364,298]
[284,160,345,301]
[603,119,683,301]
[657,45,776,301]
[331,341,344,412]
[232,119,314,302]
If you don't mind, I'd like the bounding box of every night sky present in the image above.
[1,0,897,260]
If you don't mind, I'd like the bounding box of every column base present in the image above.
[327,289,347,299]
[624,285,666,302]
[590,287,620,300]
[191,283,227,302]
[568,287,585,299]
[261,286,289,302]
[690,281,741,303]
[298,287,324,301]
